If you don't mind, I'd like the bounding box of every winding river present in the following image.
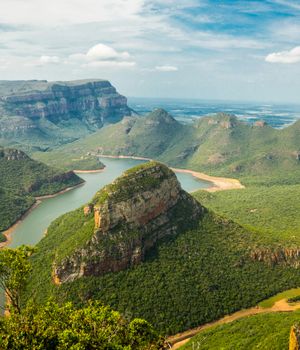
[8,157,211,248]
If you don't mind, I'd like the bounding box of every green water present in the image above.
[8,158,211,248]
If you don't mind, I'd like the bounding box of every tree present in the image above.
[0,300,166,349]
[0,245,35,313]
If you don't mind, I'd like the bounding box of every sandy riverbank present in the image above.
[0,182,84,249]
[98,154,245,192]
[74,168,105,174]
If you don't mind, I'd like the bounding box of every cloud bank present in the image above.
[265,46,300,63]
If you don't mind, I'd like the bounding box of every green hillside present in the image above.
[23,163,300,336]
[0,148,82,238]
[182,311,300,350]
[33,110,300,185]
[193,185,300,244]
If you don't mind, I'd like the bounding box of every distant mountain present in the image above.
[23,162,300,336]
[0,147,82,238]
[34,109,300,184]
[0,79,132,150]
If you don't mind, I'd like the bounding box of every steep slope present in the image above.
[24,162,300,336]
[0,79,132,150]
[0,148,82,237]
[33,109,300,184]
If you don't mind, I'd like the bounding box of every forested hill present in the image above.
[34,109,300,185]
[0,148,82,239]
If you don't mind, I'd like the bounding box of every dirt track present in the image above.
[168,299,300,349]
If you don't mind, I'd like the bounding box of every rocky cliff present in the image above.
[290,324,300,350]
[53,161,204,283]
[0,79,132,148]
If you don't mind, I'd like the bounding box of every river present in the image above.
[8,157,211,248]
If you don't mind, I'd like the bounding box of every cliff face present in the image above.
[54,162,204,283]
[250,248,300,268]
[290,325,300,350]
[0,79,132,148]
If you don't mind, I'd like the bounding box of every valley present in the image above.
[0,80,300,350]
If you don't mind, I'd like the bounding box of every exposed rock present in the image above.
[0,148,29,161]
[289,324,300,350]
[54,162,205,283]
[250,248,300,268]
[254,120,267,127]
[0,79,132,145]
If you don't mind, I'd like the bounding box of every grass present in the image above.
[182,311,300,350]
[258,288,300,308]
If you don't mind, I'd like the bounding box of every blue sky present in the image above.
[1,0,300,102]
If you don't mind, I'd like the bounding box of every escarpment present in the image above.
[53,162,205,283]
[0,79,132,147]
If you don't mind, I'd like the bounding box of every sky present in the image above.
[0,0,300,102]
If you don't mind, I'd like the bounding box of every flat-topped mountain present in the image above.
[51,161,204,283]
[0,147,82,238]
[0,79,132,150]
[24,161,300,336]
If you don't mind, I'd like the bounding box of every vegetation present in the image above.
[182,311,300,350]
[0,245,164,350]
[31,110,300,186]
[0,301,164,350]
[33,151,105,172]
[258,288,300,308]
[0,148,82,241]
[23,210,300,335]
[0,245,35,312]
[193,185,300,245]
[92,161,171,204]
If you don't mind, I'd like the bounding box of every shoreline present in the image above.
[0,157,244,249]
[74,168,105,174]
[0,182,84,249]
[98,154,245,192]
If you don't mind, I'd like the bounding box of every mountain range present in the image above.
[34,108,300,185]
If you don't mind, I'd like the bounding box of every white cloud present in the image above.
[155,65,178,72]
[39,55,60,64]
[86,44,130,61]
[68,43,135,68]
[0,0,144,25]
[265,46,300,63]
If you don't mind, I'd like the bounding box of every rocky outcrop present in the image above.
[250,248,300,268]
[0,148,29,161]
[54,162,205,283]
[254,120,267,127]
[290,324,300,350]
[0,79,132,147]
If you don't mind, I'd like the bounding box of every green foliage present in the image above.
[182,310,300,350]
[193,185,300,245]
[0,245,35,312]
[0,300,164,349]
[32,110,300,186]
[33,151,105,172]
[24,212,300,335]
[288,295,300,304]
[0,148,82,236]
[92,161,171,204]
